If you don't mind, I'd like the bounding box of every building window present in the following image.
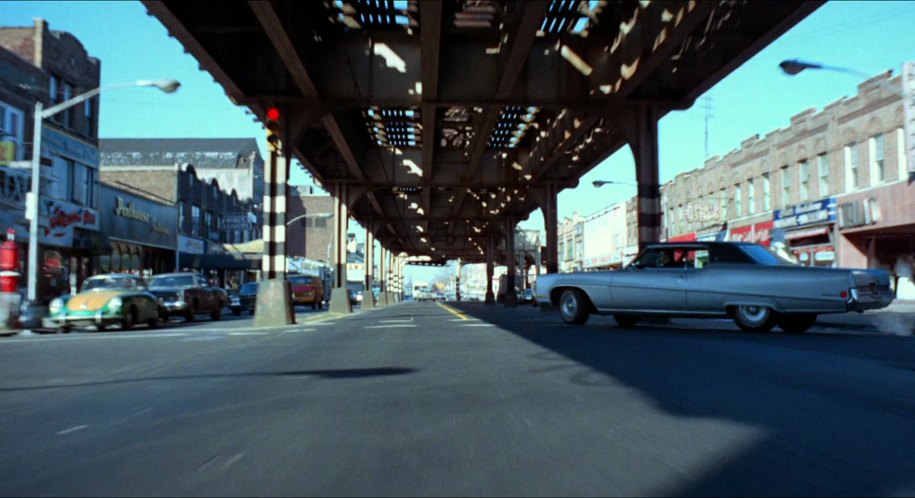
[179,203,186,233]
[844,143,858,191]
[191,205,201,236]
[84,98,95,137]
[799,160,809,201]
[734,185,742,217]
[781,167,791,208]
[69,161,96,208]
[762,174,770,211]
[869,133,885,186]
[898,128,908,181]
[62,83,74,128]
[0,101,25,161]
[205,210,214,230]
[747,180,755,215]
[49,75,60,104]
[817,154,829,197]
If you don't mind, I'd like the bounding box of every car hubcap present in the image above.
[561,295,577,317]
[740,306,767,324]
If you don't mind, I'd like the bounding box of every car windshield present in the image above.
[739,244,798,266]
[148,275,196,288]
[81,277,137,292]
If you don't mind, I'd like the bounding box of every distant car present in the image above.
[147,272,226,322]
[43,274,164,332]
[535,241,894,333]
[414,287,433,301]
[521,288,535,305]
[229,282,258,316]
[289,274,324,309]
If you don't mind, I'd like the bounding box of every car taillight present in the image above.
[840,290,848,299]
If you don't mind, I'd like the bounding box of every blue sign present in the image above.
[774,197,836,230]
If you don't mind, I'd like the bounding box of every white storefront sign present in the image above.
[178,235,205,255]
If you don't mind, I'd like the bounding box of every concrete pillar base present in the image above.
[362,295,376,309]
[254,279,295,327]
[485,291,495,305]
[329,287,352,314]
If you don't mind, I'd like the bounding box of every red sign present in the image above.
[728,221,773,246]
[669,232,697,242]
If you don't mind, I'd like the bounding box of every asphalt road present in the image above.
[1,301,914,496]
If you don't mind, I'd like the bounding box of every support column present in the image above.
[254,131,294,327]
[543,183,559,274]
[504,218,518,307]
[632,106,662,250]
[455,258,462,301]
[485,235,495,304]
[378,245,388,307]
[329,184,352,313]
[363,225,376,308]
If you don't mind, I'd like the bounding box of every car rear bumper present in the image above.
[846,289,894,312]
[43,311,122,329]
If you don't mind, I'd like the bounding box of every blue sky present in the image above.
[3,1,915,281]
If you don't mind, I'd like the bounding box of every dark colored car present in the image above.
[229,282,258,315]
[147,272,227,322]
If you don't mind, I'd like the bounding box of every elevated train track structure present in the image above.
[144,0,821,276]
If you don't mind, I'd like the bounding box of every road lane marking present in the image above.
[459,323,494,327]
[57,425,88,435]
[364,324,417,329]
[436,302,468,320]
[281,328,316,334]
[379,319,414,323]
[449,318,478,322]
[221,452,245,472]
[229,332,269,336]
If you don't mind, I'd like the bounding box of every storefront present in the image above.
[774,197,837,267]
[98,185,177,278]
[835,181,915,273]
[728,217,774,246]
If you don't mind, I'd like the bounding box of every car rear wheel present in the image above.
[185,306,196,322]
[732,305,777,333]
[147,313,160,329]
[559,289,590,325]
[122,306,138,331]
[613,314,640,327]
[777,313,817,334]
[210,303,222,321]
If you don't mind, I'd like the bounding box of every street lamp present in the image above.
[285,212,333,226]
[592,180,638,188]
[779,58,913,103]
[24,79,180,327]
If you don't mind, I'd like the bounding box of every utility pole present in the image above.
[701,96,714,159]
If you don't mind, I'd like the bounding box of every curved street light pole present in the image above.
[25,79,181,326]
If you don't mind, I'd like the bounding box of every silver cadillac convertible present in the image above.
[534,242,894,333]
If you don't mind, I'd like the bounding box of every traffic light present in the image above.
[265,106,281,152]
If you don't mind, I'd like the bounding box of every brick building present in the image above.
[0,19,105,301]
[287,185,335,263]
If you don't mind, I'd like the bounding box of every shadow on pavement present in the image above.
[0,367,418,392]
[446,301,915,496]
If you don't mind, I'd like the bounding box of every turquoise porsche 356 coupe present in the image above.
[44,274,164,332]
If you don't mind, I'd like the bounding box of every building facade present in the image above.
[0,19,105,301]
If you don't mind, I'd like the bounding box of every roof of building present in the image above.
[99,138,262,169]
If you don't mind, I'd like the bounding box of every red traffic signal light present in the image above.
[265,106,281,152]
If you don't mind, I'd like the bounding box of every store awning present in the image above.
[223,239,264,254]
[180,252,261,270]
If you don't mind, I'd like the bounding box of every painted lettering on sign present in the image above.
[114,197,151,223]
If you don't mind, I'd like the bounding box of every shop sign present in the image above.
[178,235,205,255]
[114,197,151,223]
[39,198,99,246]
[774,197,836,230]
[41,127,99,166]
[222,214,252,231]
[729,220,774,246]
[838,198,880,229]
[685,200,723,224]
[669,232,697,242]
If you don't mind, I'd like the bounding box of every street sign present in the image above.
[222,214,252,231]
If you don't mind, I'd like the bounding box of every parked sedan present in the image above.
[147,272,226,322]
[229,282,258,315]
[535,242,894,333]
[43,274,164,332]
